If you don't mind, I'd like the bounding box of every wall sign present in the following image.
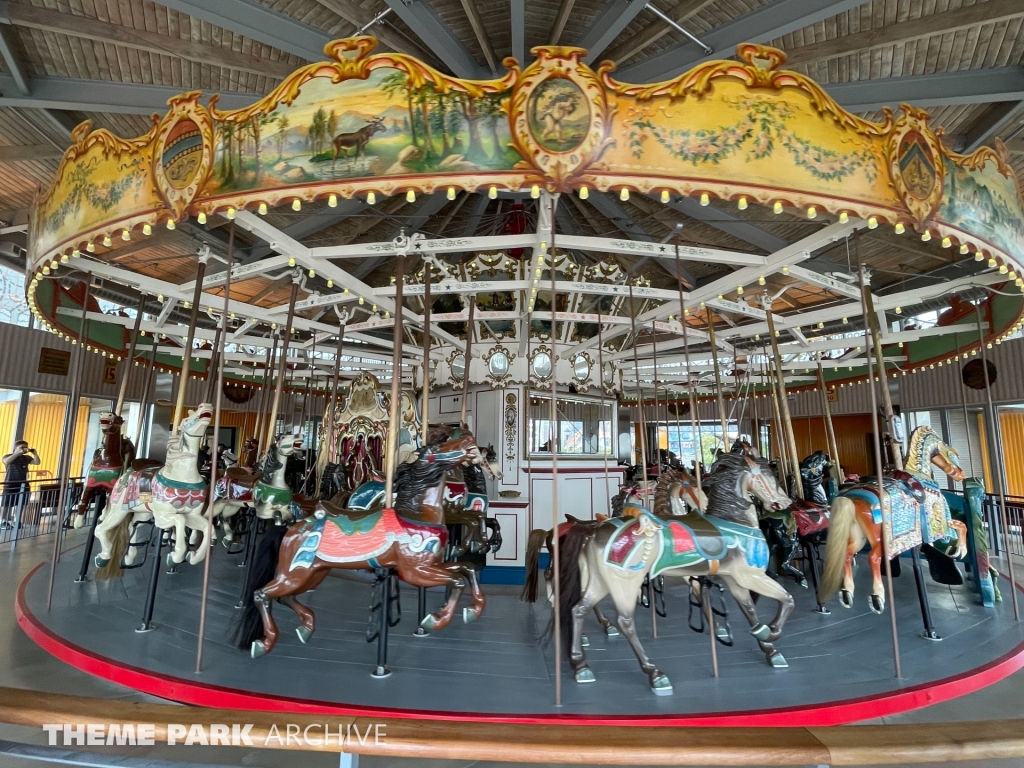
[38,348,70,376]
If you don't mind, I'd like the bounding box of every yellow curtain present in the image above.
[20,395,89,481]
[998,411,1024,497]
[0,401,17,466]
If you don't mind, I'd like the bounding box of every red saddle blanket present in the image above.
[292,508,448,568]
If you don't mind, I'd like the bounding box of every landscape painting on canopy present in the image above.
[206,69,520,193]
[940,158,1024,266]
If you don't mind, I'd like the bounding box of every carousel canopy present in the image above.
[2,3,1022,401]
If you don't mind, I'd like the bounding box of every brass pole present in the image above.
[133,340,157,452]
[196,222,233,672]
[628,285,649,494]
[861,270,903,471]
[46,282,91,608]
[675,246,700,487]
[173,255,209,433]
[954,338,976,477]
[977,300,1019,620]
[203,328,223,406]
[265,279,299,450]
[384,256,405,507]
[253,336,277,455]
[816,353,842,476]
[548,202,562,707]
[705,315,730,447]
[762,299,804,499]
[325,322,346,460]
[597,308,611,509]
[648,319,659,638]
[421,265,432,446]
[763,340,790,496]
[459,296,476,427]
[115,295,146,416]
[859,261,902,677]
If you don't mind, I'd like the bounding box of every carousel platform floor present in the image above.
[17,541,1024,727]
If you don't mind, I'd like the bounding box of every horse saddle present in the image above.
[318,499,379,523]
[790,499,830,537]
[216,467,261,501]
[131,459,162,473]
[289,507,446,570]
[347,481,385,512]
[889,470,926,502]
[119,465,161,508]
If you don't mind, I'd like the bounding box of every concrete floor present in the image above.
[0,532,1023,768]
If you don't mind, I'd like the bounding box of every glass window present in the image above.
[0,263,29,327]
[72,398,115,477]
[527,395,613,455]
[663,421,741,466]
[0,389,22,479]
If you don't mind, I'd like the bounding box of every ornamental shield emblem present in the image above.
[510,46,615,189]
[152,93,214,219]
[886,106,944,228]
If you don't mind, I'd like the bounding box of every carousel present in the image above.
[15,37,1024,726]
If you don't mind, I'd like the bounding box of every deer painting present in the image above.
[332,117,386,165]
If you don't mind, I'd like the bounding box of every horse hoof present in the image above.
[750,624,771,642]
[605,625,620,637]
[715,625,733,644]
[575,668,596,684]
[250,641,266,659]
[869,595,884,614]
[296,626,312,644]
[798,578,808,589]
[462,608,478,624]
[420,615,437,631]
[94,556,109,569]
[582,634,590,648]
[165,553,177,568]
[73,516,84,530]
[651,675,673,696]
[768,652,789,669]
[840,590,853,609]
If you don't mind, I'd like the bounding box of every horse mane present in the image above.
[263,443,283,476]
[703,450,766,524]
[653,468,684,516]
[906,426,938,475]
[463,463,487,495]
[393,450,464,514]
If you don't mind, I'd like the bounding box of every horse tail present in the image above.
[552,524,594,659]
[231,523,287,650]
[94,514,131,581]
[521,529,549,602]
[818,496,856,603]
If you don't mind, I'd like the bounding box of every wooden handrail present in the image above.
[0,686,1023,764]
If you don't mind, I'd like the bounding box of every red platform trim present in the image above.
[17,560,1024,727]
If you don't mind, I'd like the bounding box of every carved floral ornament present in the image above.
[28,37,1024,281]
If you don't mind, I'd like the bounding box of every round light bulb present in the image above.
[489,186,498,199]
[619,188,629,201]
[328,194,338,208]
[773,202,783,214]
[738,197,748,210]
[143,223,152,236]
[700,193,709,206]
[921,231,931,242]
[167,219,175,230]
[894,222,905,235]
[258,202,268,215]
[807,206,816,219]
[102,235,112,247]
[406,190,416,203]
[447,187,456,201]
[367,192,376,205]
[660,190,670,203]
[197,211,207,224]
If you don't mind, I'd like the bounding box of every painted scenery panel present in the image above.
[940,160,1024,264]
[35,147,156,257]
[206,68,520,195]
[606,80,889,203]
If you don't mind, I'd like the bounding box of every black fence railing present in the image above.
[981,493,1024,560]
[0,476,90,547]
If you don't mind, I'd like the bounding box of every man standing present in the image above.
[2,441,39,529]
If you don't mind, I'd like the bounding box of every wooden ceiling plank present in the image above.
[604,0,715,64]
[0,144,63,161]
[2,3,296,80]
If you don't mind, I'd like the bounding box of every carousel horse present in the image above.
[942,478,1000,607]
[93,404,213,571]
[524,466,708,638]
[253,433,305,524]
[213,435,300,541]
[232,429,497,658]
[818,426,968,615]
[538,450,794,694]
[72,412,135,529]
[759,451,832,588]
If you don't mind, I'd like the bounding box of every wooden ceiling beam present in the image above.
[311,0,437,64]
[0,3,296,79]
[458,0,499,74]
[785,0,1024,68]
[603,0,715,65]
[0,143,62,162]
[549,0,577,45]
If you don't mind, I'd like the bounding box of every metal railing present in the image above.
[981,492,1024,559]
[0,476,89,547]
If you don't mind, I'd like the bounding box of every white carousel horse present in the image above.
[253,432,304,523]
[93,404,213,569]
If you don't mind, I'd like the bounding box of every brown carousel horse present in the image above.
[72,412,135,529]
[233,429,497,658]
